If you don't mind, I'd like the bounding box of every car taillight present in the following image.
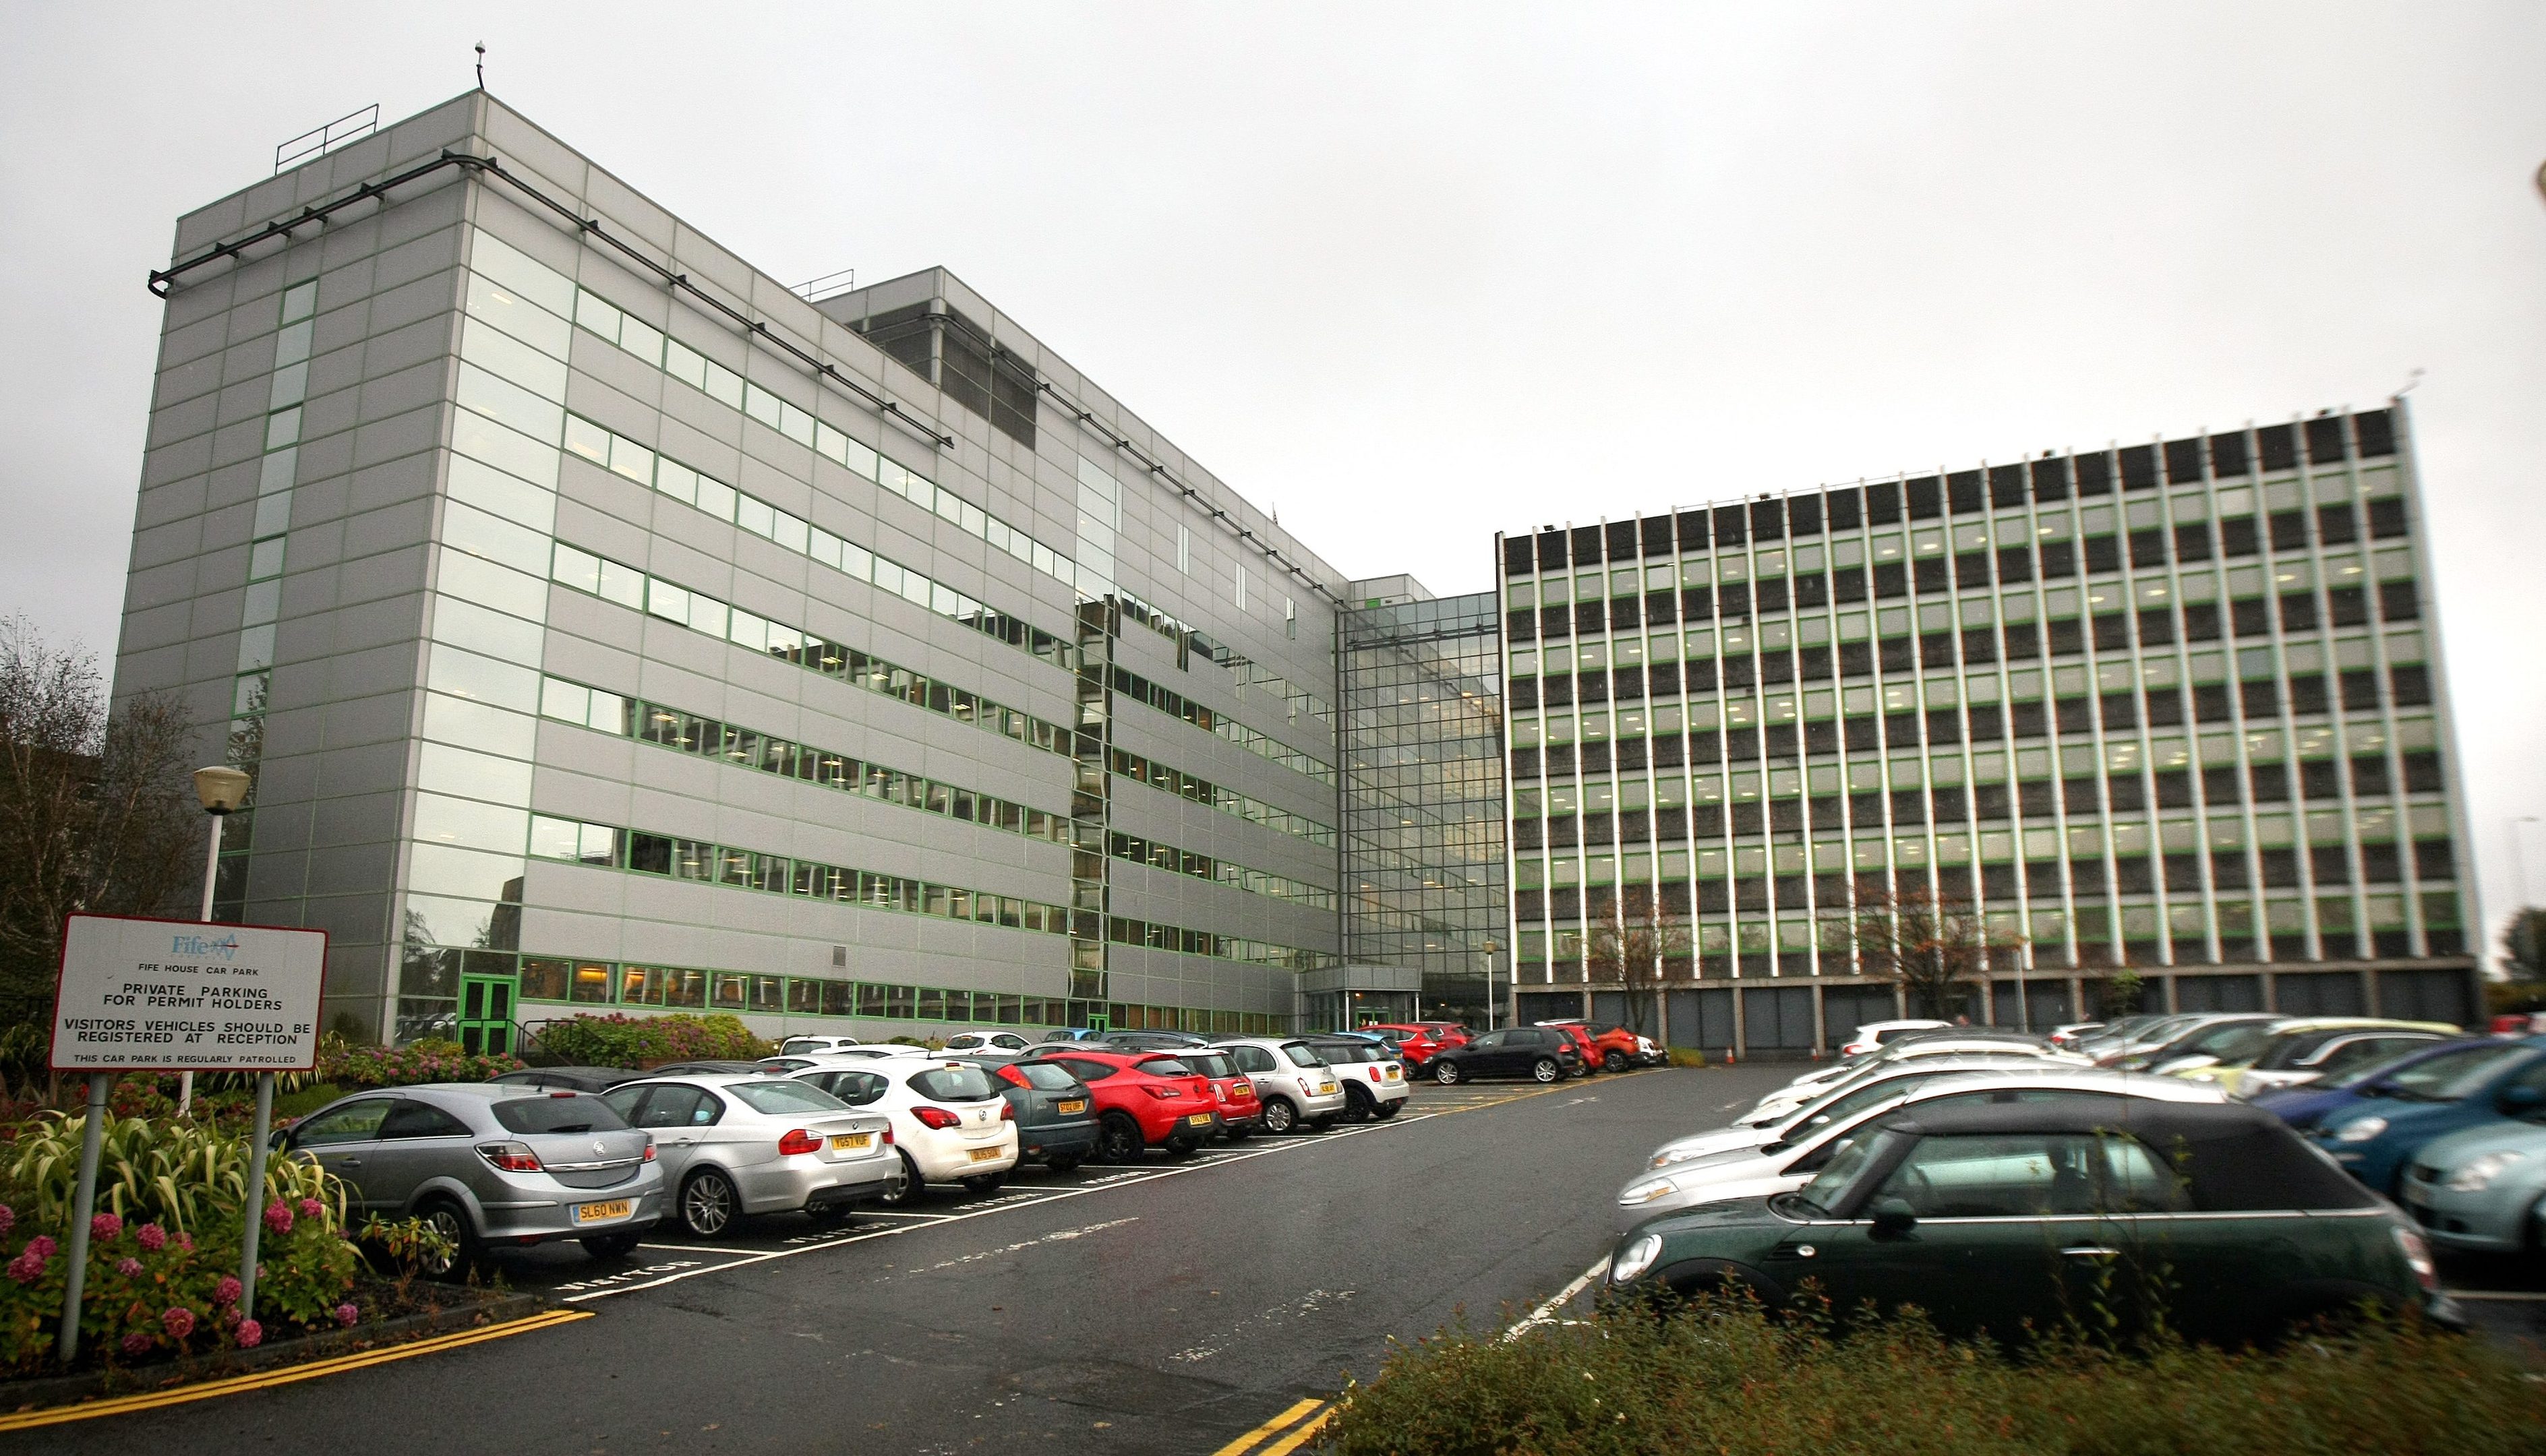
[2394,1224,2438,1290]
[476,1141,541,1173]
[912,1105,961,1130]
[1000,1101,1015,1121]
[1143,1085,1181,1099]
[642,1141,657,1161]
[777,1128,823,1156]
[1367,1068,1381,1082]
[881,1126,894,1145]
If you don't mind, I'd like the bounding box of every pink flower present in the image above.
[5,1250,42,1285]
[214,1275,242,1306]
[298,1197,324,1220]
[173,1231,194,1252]
[92,1212,122,1242]
[262,1200,293,1236]
[115,1257,144,1277]
[0,1205,13,1236]
[23,1236,54,1260]
[136,1223,167,1252]
[234,1318,262,1349]
[161,1306,195,1339]
[121,1331,154,1356]
[334,1302,359,1327]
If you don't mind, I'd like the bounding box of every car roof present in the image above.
[494,1065,637,1079]
[1878,1096,2377,1210]
[384,1083,554,1101]
[1905,1068,2228,1102]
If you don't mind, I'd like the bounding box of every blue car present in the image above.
[2312,1036,2546,1194]
[2255,1037,2500,1131]
[2398,1118,2546,1255]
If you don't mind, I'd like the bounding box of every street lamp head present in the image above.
[193,765,251,815]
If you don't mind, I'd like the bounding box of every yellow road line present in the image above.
[1254,1403,1335,1456]
[1208,1395,1326,1456]
[0,1308,595,1431]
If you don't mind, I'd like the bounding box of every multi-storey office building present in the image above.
[113,92,1390,1050]
[1338,577,1509,1027]
[1500,406,2481,1054]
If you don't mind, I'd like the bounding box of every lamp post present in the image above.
[179,766,252,1116]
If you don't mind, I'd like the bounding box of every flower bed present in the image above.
[529,1012,771,1067]
[318,1039,523,1090]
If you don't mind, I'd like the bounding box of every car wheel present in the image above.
[1532,1058,1561,1084]
[961,1171,1009,1194]
[1342,1086,1374,1123]
[1260,1097,1299,1134]
[1044,1153,1085,1174]
[1434,1062,1462,1086]
[417,1198,481,1282]
[1371,1099,1402,1121]
[1309,1116,1339,1131]
[1224,1122,1253,1142]
[1164,1137,1200,1159]
[876,1149,925,1207]
[579,1230,643,1259]
[680,1168,740,1236]
[806,1204,856,1229]
[1603,1050,1629,1074]
[1097,1112,1146,1163]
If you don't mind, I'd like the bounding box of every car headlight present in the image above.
[2334,1116,2390,1143]
[1650,1146,1708,1170]
[1611,1234,1664,1284]
[1618,1176,1678,1206]
[2448,1151,2527,1192]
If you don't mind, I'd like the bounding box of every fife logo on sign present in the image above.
[171,932,240,961]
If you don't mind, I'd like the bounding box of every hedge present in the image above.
[528,1013,771,1067]
[318,1039,523,1091]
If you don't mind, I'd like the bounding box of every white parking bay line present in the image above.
[2450,1290,2546,1302]
[1502,1258,1611,1341]
[634,1243,770,1256]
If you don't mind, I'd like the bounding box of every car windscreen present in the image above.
[1282,1044,1328,1068]
[2252,1031,2343,1070]
[492,1095,630,1134]
[1791,1129,1900,1216]
[1009,1063,1081,1092]
[2178,1022,2278,1064]
[1181,1053,1235,1079]
[1135,1058,1193,1078]
[2385,1043,2532,1101]
[909,1066,1001,1101]
[728,1081,852,1115]
[1318,1044,1379,1063]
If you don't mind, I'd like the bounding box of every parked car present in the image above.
[1606,1097,2457,1346]
[2253,1037,2501,1131]
[940,1030,1036,1056]
[1359,1023,1471,1072]
[1018,1048,1224,1160]
[2069,1014,2169,1056]
[1644,1054,2094,1174]
[1173,1047,1264,1138]
[487,1066,644,1093]
[1616,1069,2228,1230]
[1837,1019,1952,1056]
[1429,1026,1585,1085]
[1037,1027,1104,1043]
[1744,1036,2085,1126]
[786,1043,933,1062]
[2399,1116,2546,1255]
[1541,1019,1667,1072]
[599,1074,896,1236]
[2313,1037,2546,1193]
[645,1059,771,1076]
[1535,1022,1606,1072]
[2084,1012,2218,1065]
[1304,1035,1410,1121]
[941,1055,1099,1172]
[1211,1037,1349,1132]
[781,1059,1020,1203]
[284,1085,664,1275]
[1092,1030,1211,1052]
[779,1035,866,1056]
[2184,1020,2458,1097]
[2097,1013,2284,1071]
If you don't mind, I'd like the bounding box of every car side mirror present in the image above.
[269,1127,293,1153]
[1870,1198,1918,1237]
[2497,1085,2546,1116]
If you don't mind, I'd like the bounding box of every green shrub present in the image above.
[6,1110,345,1235]
[319,1038,523,1090]
[529,1012,771,1067]
[1663,1047,1707,1068]
[1326,1299,2546,1456]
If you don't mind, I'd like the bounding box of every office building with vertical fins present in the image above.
[112,91,1504,1052]
[1497,407,2481,1054]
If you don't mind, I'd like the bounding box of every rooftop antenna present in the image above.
[475,42,486,90]
[2396,367,2425,396]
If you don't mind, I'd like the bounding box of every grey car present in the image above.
[1212,1037,1347,1133]
[601,1075,898,1236]
[283,1083,664,1275]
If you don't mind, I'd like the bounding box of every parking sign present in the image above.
[50,913,327,1072]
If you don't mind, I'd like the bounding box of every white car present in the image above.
[1613,1068,2229,1231]
[1647,1054,2073,1169]
[1212,1037,1349,1134]
[1837,1019,1951,1056]
[939,1030,1035,1056]
[1746,1037,2089,1126]
[599,1074,897,1237]
[790,1059,1017,1204]
[1306,1036,1411,1120]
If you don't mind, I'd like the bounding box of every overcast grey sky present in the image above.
[3,3,2541,957]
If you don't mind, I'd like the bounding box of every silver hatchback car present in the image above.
[602,1074,897,1236]
[283,1083,665,1275]
[1212,1038,1347,1134]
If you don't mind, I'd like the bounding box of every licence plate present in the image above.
[1317,1083,1337,1095]
[1384,1068,1401,1081]
[573,1199,632,1224]
[967,1147,1003,1163]
[831,1133,872,1151]
[1187,1112,1214,1127]
[1057,1099,1087,1115]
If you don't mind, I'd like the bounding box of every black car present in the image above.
[1607,1097,2458,1347]
[1092,1030,1209,1051]
[487,1065,645,1093]
[942,1054,1100,1172]
[1430,1027,1585,1085]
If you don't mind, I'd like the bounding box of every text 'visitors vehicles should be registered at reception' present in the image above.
[50,913,327,1072]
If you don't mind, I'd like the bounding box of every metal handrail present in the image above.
[274,104,379,174]
[792,267,857,303]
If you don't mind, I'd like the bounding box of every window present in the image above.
[1876,1132,2101,1217]
[490,1094,628,1134]
[2098,1136,2193,1213]
[378,1101,473,1139]
[908,1067,1001,1101]
[1282,1043,1328,1067]
[292,1099,392,1147]
[1007,1063,1081,1091]
[812,1070,888,1105]
[730,1081,852,1116]
[605,1083,721,1128]
[1231,1046,1276,1072]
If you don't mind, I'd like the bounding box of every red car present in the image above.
[1537,1020,1664,1073]
[1019,1048,1223,1163]
[1361,1023,1471,1072]
[1176,1047,1264,1139]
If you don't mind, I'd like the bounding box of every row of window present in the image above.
[1109,664,1334,783]
[525,813,1334,972]
[1504,413,2397,572]
[1105,830,1334,909]
[1107,745,1338,846]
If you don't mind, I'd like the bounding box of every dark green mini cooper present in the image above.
[1605,1097,2460,1345]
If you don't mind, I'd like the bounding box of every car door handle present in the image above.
[2059,1246,2121,1259]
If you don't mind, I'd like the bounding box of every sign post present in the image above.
[49,913,324,1364]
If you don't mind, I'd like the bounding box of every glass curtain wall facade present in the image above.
[1500,406,2479,1054]
[1339,578,1510,1026]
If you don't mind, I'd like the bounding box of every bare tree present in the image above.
[1847,880,2011,1023]
[1586,887,1690,1041]
[0,621,202,1031]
